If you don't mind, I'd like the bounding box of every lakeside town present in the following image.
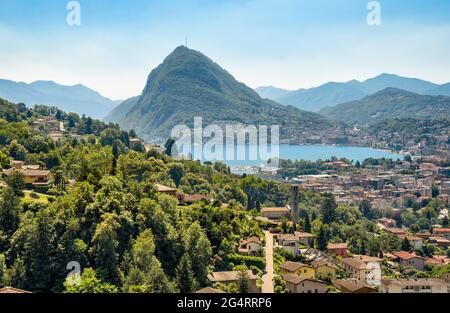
[1,107,449,294]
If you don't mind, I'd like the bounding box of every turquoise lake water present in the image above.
[180,144,402,167]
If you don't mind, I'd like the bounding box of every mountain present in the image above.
[255,73,447,112]
[275,82,368,112]
[254,86,293,101]
[427,83,450,97]
[103,96,140,123]
[361,73,438,94]
[319,88,450,126]
[105,46,341,143]
[0,79,117,118]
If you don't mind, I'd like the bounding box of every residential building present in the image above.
[283,274,327,293]
[207,270,260,293]
[0,287,32,293]
[327,243,348,257]
[279,261,315,279]
[406,236,423,250]
[196,287,226,293]
[433,228,450,240]
[261,207,290,220]
[341,257,381,286]
[155,184,177,197]
[428,236,450,248]
[238,236,262,256]
[334,279,377,293]
[2,161,51,189]
[380,278,449,293]
[311,258,337,280]
[392,251,425,270]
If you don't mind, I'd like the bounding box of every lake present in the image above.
[178,144,403,167]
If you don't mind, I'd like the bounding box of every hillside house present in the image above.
[279,261,315,279]
[392,251,425,270]
[380,278,449,293]
[207,270,260,293]
[334,279,377,293]
[283,274,327,293]
[238,236,262,256]
[327,243,348,257]
[2,161,51,189]
[311,258,337,280]
[433,228,450,240]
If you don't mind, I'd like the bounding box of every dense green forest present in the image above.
[0,98,290,292]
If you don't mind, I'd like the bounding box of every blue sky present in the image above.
[1,0,450,99]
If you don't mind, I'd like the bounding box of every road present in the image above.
[261,231,274,293]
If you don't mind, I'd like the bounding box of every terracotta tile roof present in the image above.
[241,236,262,246]
[334,279,376,293]
[327,243,348,250]
[3,168,50,177]
[279,261,312,272]
[434,228,450,234]
[385,227,406,234]
[156,184,177,192]
[182,194,209,202]
[196,287,226,293]
[429,236,450,243]
[393,251,424,260]
[0,287,32,293]
[381,278,447,287]
[283,274,326,286]
[353,255,382,263]
[341,258,366,270]
[311,258,337,269]
[407,236,422,241]
[261,207,289,213]
[294,231,314,238]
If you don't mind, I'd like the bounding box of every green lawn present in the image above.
[22,190,53,204]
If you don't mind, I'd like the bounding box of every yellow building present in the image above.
[2,161,51,188]
[311,258,337,280]
[279,261,315,279]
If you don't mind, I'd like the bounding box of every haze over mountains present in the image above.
[319,88,450,126]
[104,46,341,143]
[256,73,450,112]
[0,79,119,119]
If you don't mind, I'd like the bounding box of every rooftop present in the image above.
[283,274,326,286]
[261,207,289,213]
[327,243,348,250]
[0,287,32,294]
[279,261,311,272]
[381,278,448,287]
[207,270,257,282]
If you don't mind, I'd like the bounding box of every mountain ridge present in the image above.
[256,73,448,112]
[0,79,118,119]
[318,87,450,126]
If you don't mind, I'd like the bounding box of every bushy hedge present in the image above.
[228,254,265,271]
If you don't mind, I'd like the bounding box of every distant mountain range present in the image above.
[105,46,341,143]
[319,88,450,126]
[256,73,450,112]
[0,79,119,119]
